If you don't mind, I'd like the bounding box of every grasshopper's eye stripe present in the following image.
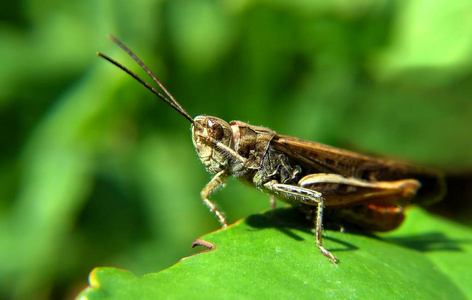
[209,122,224,141]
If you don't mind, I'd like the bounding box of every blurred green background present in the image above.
[1,0,472,299]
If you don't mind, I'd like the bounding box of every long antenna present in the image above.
[97,36,194,124]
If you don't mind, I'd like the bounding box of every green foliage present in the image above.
[1,0,472,299]
[78,207,472,299]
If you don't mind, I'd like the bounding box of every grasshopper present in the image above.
[98,35,445,263]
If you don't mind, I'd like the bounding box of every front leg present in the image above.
[263,181,338,264]
[201,170,229,228]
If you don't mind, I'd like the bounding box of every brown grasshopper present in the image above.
[98,35,445,263]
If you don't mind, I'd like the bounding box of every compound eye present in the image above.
[208,120,224,141]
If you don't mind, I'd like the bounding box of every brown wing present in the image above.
[270,134,445,205]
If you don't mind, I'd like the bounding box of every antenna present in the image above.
[97,35,194,124]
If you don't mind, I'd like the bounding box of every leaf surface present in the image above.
[79,207,471,299]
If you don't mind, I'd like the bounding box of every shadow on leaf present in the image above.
[383,232,470,252]
[245,208,358,253]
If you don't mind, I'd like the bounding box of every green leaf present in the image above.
[78,207,470,299]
